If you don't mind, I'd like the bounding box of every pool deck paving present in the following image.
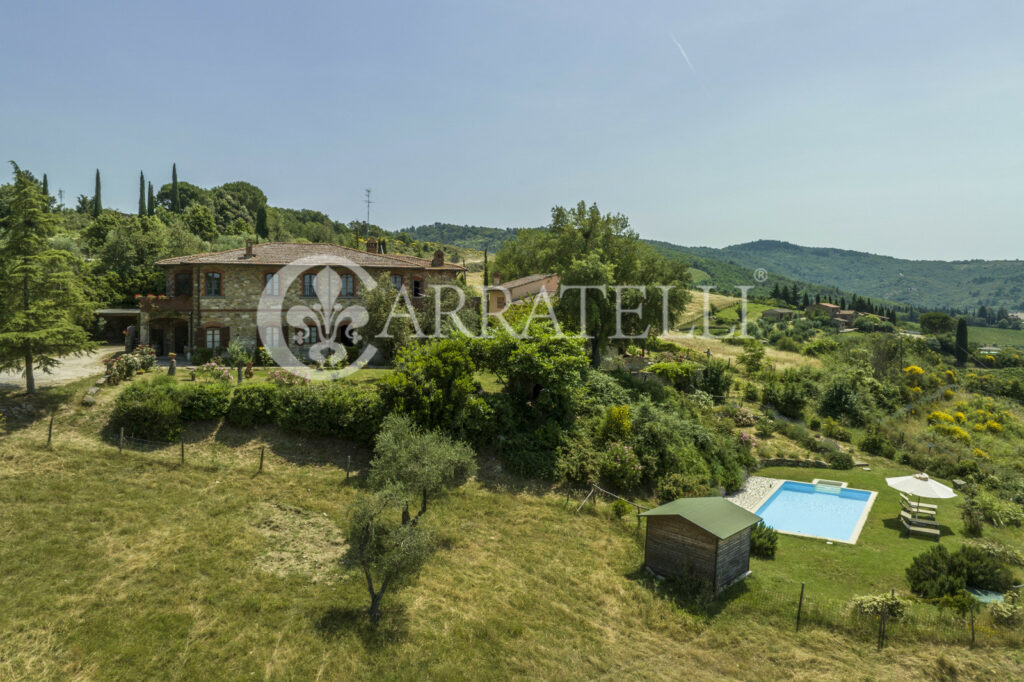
[725,475,783,512]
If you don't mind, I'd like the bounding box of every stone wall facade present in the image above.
[141,262,459,359]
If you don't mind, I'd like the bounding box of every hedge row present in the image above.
[110,378,381,446]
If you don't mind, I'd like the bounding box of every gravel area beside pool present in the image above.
[725,476,783,512]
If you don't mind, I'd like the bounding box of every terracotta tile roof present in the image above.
[496,273,559,290]
[155,242,464,270]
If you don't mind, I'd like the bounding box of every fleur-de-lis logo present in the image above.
[257,255,379,380]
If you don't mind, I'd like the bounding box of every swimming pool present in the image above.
[754,481,877,544]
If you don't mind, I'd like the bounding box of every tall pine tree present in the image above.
[482,249,490,287]
[0,163,95,393]
[92,169,102,217]
[138,171,146,217]
[147,181,155,216]
[171,163,181,213]
[41,173,48,197]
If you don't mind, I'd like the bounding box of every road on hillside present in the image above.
[0,345,121,393]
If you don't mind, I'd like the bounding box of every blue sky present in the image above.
[3,1,1023,260]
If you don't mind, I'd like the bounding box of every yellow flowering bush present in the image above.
[943,389,955,400]
[928,411,955,425]
[931,422,972,445]
[973,448,989,459]
[903,365,924,375]
[954,412,967,423]
[943,369,956,384]
[911,386,922,395]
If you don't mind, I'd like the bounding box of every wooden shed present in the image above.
[640,497,761,593]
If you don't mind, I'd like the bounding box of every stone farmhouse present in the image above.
[487,273,561,311]
[139,239,464,359]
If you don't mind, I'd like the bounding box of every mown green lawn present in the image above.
[1,377,1023,679]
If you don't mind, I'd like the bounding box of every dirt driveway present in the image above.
[0,345,121,393]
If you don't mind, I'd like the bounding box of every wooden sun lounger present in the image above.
[900,493,938,511]
[900,499,937,519]
[900,516,941,539]
[901,509,937,524]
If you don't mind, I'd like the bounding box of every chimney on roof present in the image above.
[245,239,254,258]
[492,272,501,285]
[431,250,444,267]
[366,237,377,254]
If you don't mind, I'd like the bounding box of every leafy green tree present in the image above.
[738,339,766,374]
[955,317,969,365]
[368,413,477,521]
[92,169,102,217]
[183,203,217,241]
[214,181,267,217]
[159,179,208,213]
[920,312,957,335]
[380,338,478,431]
[171,163,181,212]
[255,205,268,239]
[138,171,146,217]
[342,489,435,624]
[494,202,690,366]
[0,163,95,393]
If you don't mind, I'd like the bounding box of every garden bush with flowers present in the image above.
[104,345,158,386]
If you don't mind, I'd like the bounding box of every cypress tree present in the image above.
[255,205,268,239]
[483,249,490,287]
[147,182,155,216]
[171,163,181,213]
[92,169,102,217]
[41,173,48,196]
[138,171,146,217]
[955,318,969,365]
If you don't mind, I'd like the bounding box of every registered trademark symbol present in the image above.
[754,268,768,283]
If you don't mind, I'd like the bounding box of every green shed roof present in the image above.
[640,497,761,540]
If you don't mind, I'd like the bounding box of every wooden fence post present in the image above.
[119,427,124,454]
[259,446,265,473]
[346,455,351,480]
[796,582,805,631]
[47,411,55,448]
[970,601,976,648]
[180,434,185,465]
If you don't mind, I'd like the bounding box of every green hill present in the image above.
[675,240,1024,312]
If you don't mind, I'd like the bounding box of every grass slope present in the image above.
[1,376,1023,680]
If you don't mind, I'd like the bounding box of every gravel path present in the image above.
[726,475,783,512]
[0,345,121,392]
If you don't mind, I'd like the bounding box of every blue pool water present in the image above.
[755,481,874,543]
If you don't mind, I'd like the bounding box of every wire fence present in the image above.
[706,582,1021,649]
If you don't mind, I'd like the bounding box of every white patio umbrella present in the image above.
[886,472,958,505]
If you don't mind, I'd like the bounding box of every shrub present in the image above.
[177,382,233,421]
[973,490,1024,527]
[277,382,382,446]
[991,592,1023,628]
[268,368,310,386]
[192,347,215,365]
[961,497,984,537]
[824,448,854,470]
[655,472,711,503]
[555,436,601,486]
[611,499,631,520]
[110,379,182,442]
[749,522,777,559]
[742,382,760,402]
[253,345,274,367]
[820,417,851,442]
[859,426,895,458]
[754,415,775,439]
[195,362,233,383]
[906,545,1015,599]
[761,374,808,419]
[647,362,697,391]
[732,407,757,427]
[225,340,251,367]
[597,405,633,443]
[226,383,282,427]
[849,594,907,620]
[600,442,643,490]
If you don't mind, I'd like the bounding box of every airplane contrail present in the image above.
[670,33,697,74]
